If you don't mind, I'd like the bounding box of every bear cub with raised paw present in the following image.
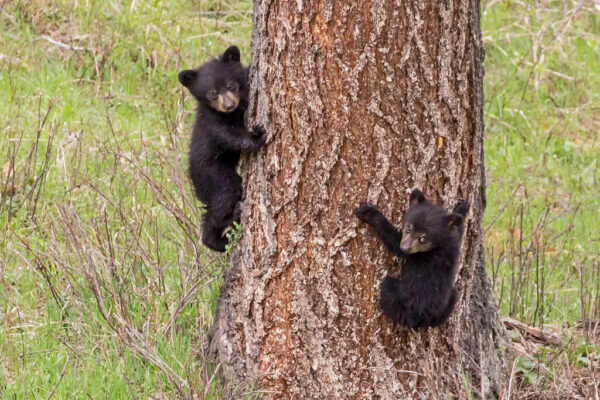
[179,46,266,252]
[354,189,469,328]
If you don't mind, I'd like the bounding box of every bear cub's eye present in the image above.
[419,236,427,244]
[207,90,218,100]
[226,81,239,92]
[405,225,411,233]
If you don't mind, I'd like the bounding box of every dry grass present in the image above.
[501,318,600,399]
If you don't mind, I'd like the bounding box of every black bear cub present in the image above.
[354,189,469,328]
[179,46,265,252]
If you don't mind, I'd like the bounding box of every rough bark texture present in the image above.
[209,0,508,398]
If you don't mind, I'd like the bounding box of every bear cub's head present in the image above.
[178,46,247,114]
[400,189,466,255]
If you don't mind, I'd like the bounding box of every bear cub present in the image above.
[179,46,265,252]
[354,189,469,328]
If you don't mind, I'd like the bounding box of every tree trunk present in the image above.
[209,0,508,398]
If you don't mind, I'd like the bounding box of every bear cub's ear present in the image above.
[220,46,241,63]
[178,69,197,88]
[409,188,426,206]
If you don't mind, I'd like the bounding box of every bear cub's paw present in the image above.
[252,124,267,138]
[354,202,381,224]
[452,199,470,217]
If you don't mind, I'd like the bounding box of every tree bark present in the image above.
[209,0,508,398]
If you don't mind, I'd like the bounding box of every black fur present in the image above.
[354,189,469,328]
[179,46,265,252]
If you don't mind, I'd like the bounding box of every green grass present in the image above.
[1,1,254,398]
[0,0,598,398]
[482,0,600,325]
